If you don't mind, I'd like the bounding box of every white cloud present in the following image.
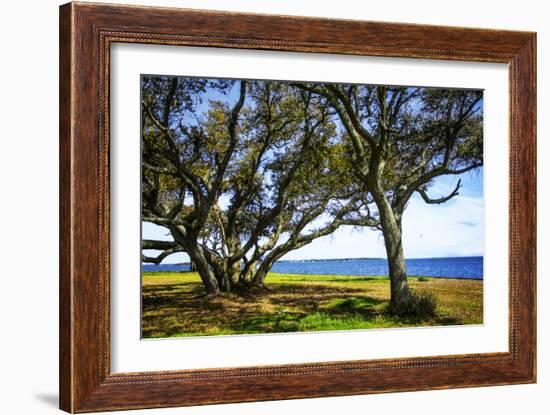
[401,194,483,258]
[280,193,484,260]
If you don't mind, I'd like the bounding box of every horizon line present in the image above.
[143,254,483,266]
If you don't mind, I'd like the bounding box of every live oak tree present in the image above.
[141,76,377,296]
[295,83,483,314]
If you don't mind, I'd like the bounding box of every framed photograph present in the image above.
[59,2,536,412]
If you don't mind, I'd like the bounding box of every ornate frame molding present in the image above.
[60,2,536,412]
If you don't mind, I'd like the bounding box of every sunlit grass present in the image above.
[141,271,483,338]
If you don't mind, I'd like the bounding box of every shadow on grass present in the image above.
[142,279,472,338]
[277,276,387,283]
[143,283,204,308]
[229,311,308,333]
[324,296,383,317]
[226,295,387,334]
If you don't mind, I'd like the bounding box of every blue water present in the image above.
[142,256,483,279]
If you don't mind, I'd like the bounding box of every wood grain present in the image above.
[59,2,536,412]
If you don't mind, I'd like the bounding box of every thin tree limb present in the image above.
[417,179,462,205]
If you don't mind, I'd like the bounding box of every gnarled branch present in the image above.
[142,247,185,265]
[417,179,461,205]
[142,239,180,250]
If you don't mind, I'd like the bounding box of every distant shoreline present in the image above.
[141,270,483,281]
[143,256,483,280]
[275,255,482,263]
[155,255,483,267]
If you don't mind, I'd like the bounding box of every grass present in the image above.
[141,272,483,338]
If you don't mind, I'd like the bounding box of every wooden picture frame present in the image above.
[59,2,536,412]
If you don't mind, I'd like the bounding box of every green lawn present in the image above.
[141,272,483,338]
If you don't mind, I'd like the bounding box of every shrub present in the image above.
[388,290,437,320]
[417,276,429,282]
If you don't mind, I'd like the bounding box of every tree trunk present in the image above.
[251,265,269,288]
[371,188,413,313]
[381,215,412,312]
[240,259,258,284]
[184,243,220,296]
[170,226,220,296]
[251,249,284,288]
[229,261,241,287]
